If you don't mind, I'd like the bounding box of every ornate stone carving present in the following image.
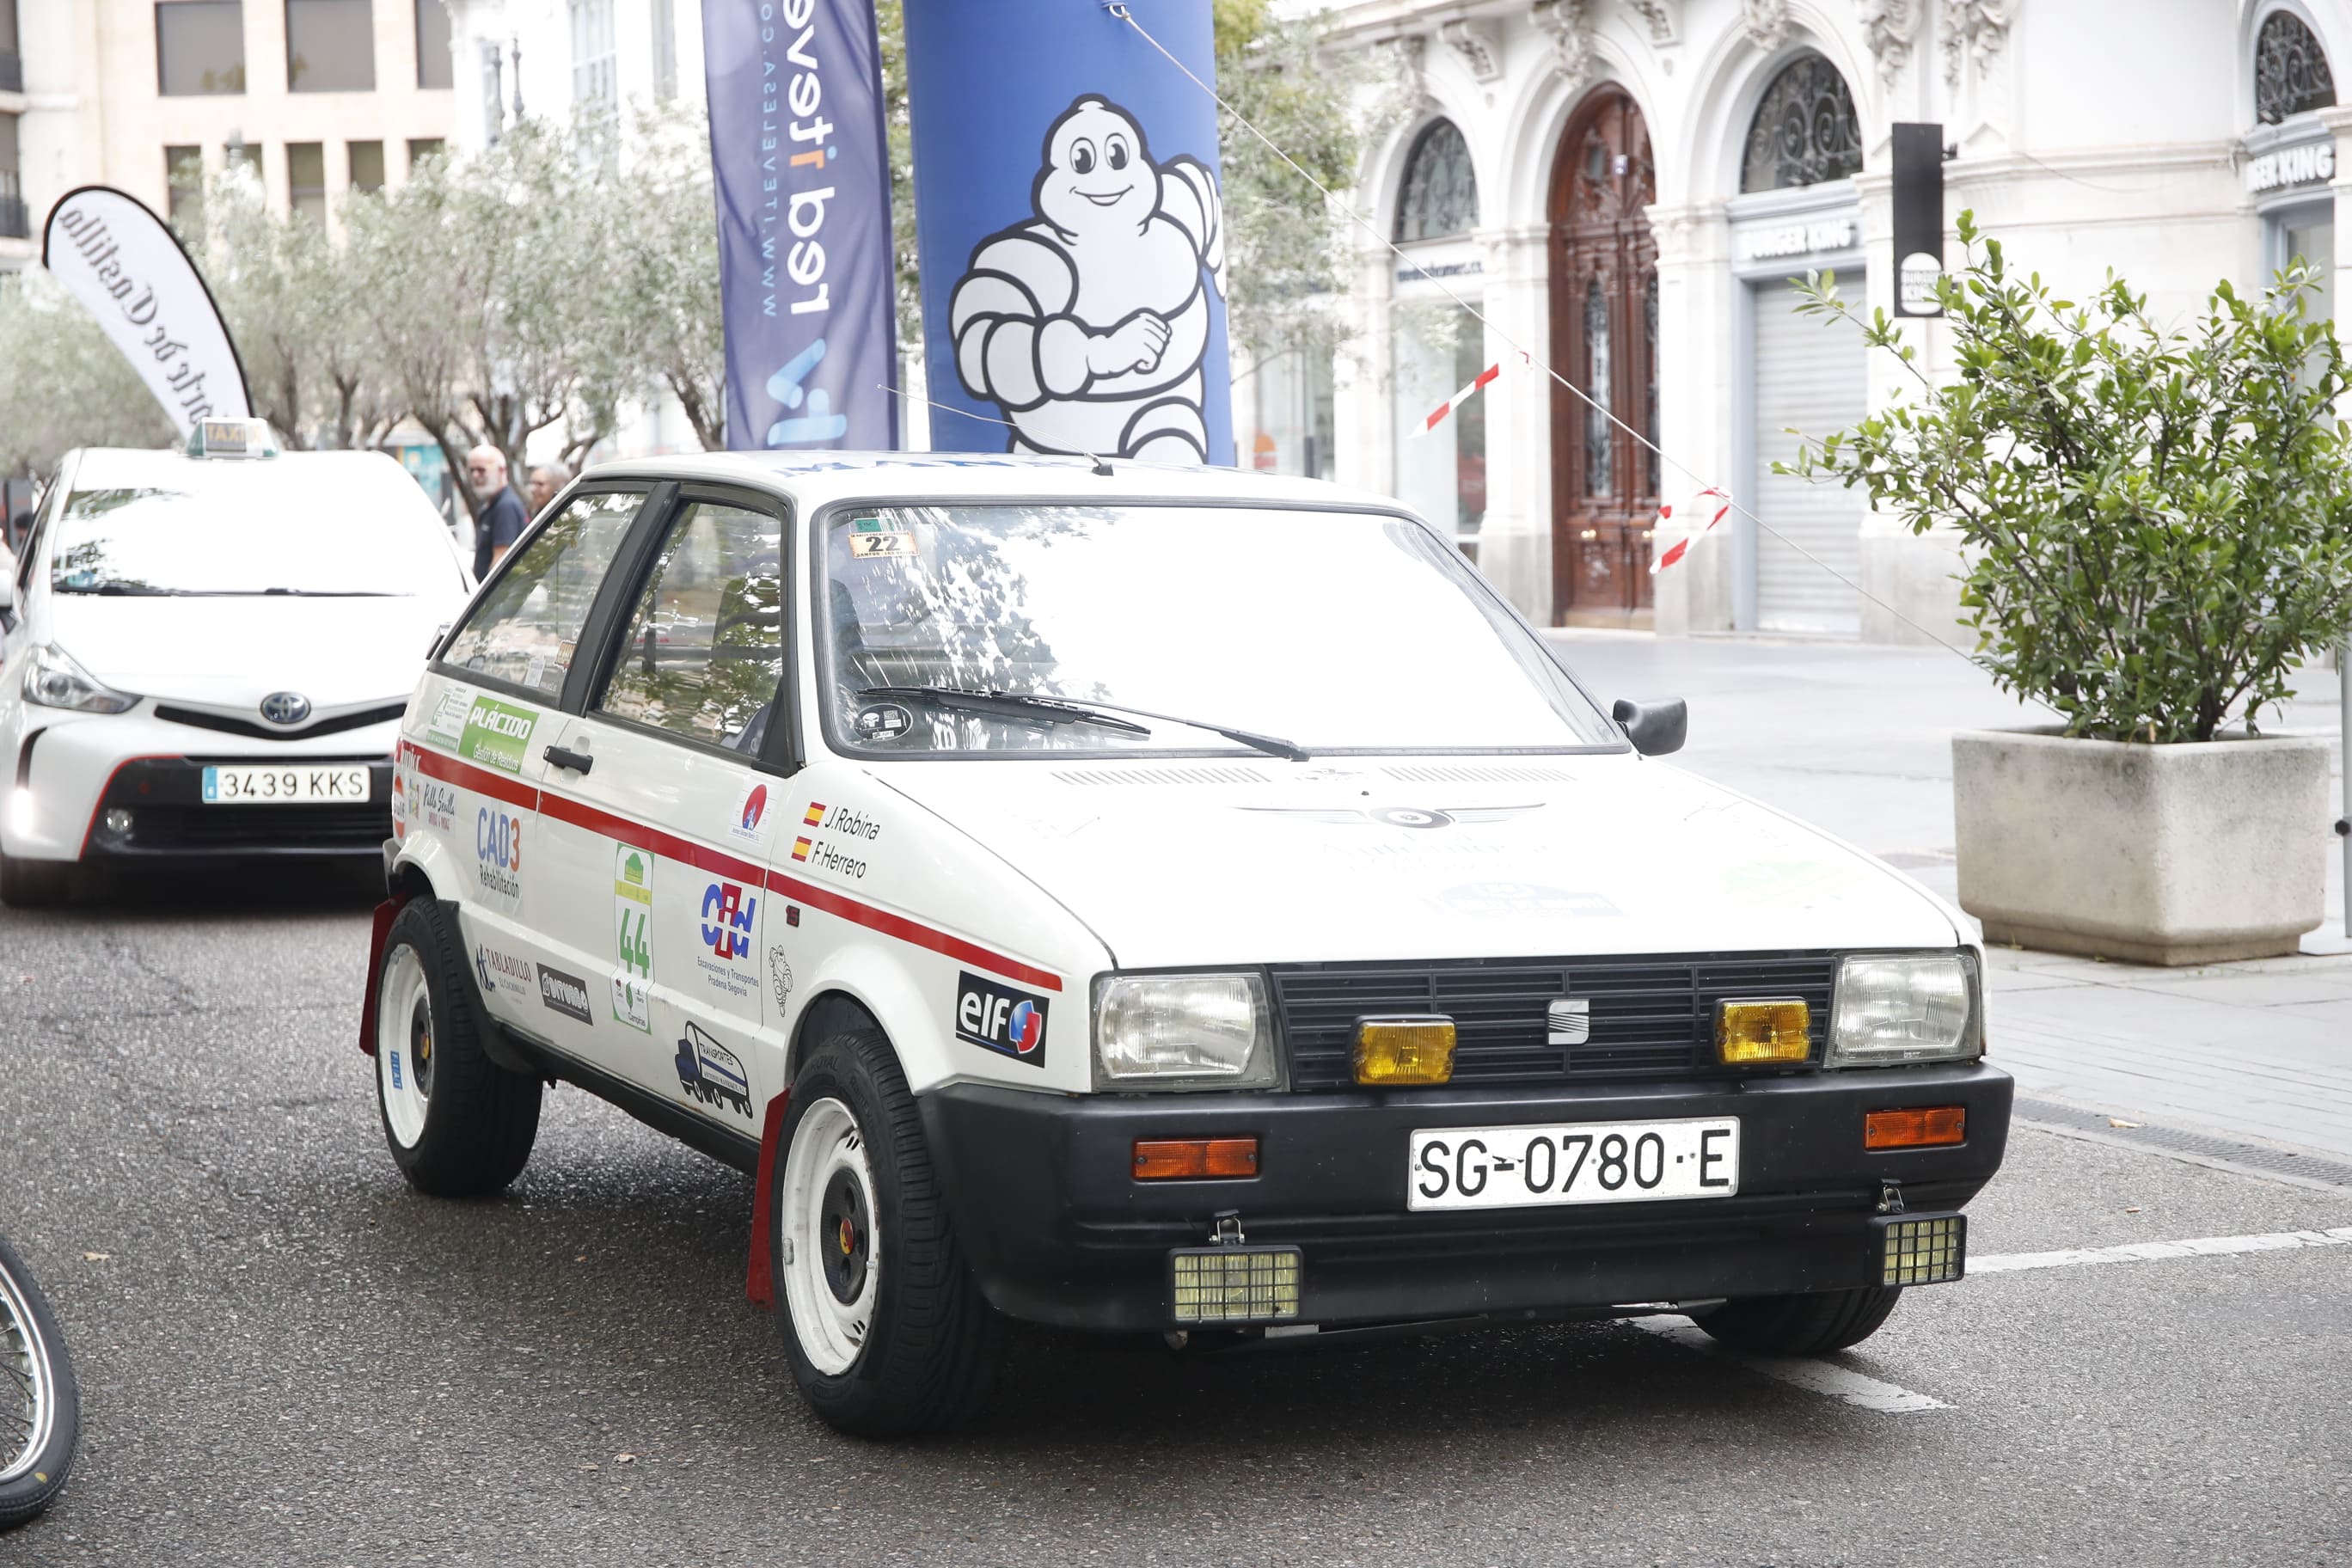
[1625,0,1681,44]
[1941,0,2010,88]
[1438,17,1504,83]
[1532,0,1597,89]
[1385,34,1431,107]
[1858,0,1921,84]
[1743,0,1792,51]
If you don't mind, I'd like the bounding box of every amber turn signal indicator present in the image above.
[1716,998,1811,1064]
[1865,1106,1967,1149]
[1133,1137,1260,1179]
[1353,1017,1457,1085]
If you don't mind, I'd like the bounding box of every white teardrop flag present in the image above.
[40,185,252,438]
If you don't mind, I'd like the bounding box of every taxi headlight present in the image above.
[1093,972,1277,1091]
[1828,952,1982,1066]
[23,644,139,714]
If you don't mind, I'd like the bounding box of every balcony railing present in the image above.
[0,52,21,94]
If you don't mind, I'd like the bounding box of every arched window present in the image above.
[2257,10,2336,124]
[1740,52,1863,193]
[1394,119,1479,242]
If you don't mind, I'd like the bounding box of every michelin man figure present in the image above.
[949,95,1226,462]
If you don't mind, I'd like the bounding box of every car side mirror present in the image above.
[6,510,31,553]
[1613,696,1687,757]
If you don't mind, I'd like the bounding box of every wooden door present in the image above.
[1550,90,1659,626]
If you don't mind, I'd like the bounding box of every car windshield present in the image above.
[49,474,457,597]
[817,504,1620,756]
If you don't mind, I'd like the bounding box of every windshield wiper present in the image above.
[258,588,397,597]
[858,685,1308,762]
[57,581,176,596]
[859,685,1151,738]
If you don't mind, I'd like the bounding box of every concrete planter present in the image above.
[1952,728,2332,965]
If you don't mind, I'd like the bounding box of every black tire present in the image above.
[772,1030,1005,1437]
[373,897,542,1197]
[1694,1284,1903,1357]
[0,1230,79,1530]
[0,852,70,910]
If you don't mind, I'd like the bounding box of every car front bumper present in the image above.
[919,1064,2012,1333]
[7,711,398,864]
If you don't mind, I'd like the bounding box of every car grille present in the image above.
[154,701,407,742]
[122,803,391,851]
[1271,952,1840,1091]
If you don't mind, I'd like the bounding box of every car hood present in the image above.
[47,594,454,710]
[874,754,1963,968]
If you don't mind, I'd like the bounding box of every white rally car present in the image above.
[364,454,2011,1436]
[0,422,472,904]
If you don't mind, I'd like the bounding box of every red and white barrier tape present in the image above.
[1650,487,1732,574]
[1410,360,1502,438]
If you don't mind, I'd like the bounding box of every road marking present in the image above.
[1632,1319,1951,1412]
[1970,1224,2352,1275]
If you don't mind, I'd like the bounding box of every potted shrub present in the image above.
[1789,214,2352,964]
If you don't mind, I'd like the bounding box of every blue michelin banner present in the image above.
[902,0,1233,464]
[701,0,896,450]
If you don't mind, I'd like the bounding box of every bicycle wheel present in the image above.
[0,1230,78,1529]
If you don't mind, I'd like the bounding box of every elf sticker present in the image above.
[612,844,653,1032]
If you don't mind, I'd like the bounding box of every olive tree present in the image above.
[1786,211,2352,743]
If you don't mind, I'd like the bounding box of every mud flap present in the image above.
[745,1088,793,1309]
[357,892,410,1057]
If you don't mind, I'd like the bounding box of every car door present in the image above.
[532,487,796,1133]
[420,485,656,1044]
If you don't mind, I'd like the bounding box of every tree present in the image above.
[1785,211,2352,743]
[0,273,175,478]
[1211,0,1387,368]
[616,108,726,451]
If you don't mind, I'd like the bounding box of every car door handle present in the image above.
[543,744,594,775]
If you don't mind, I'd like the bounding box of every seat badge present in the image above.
[1547,996,1591,1045]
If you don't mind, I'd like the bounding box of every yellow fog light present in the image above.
[1353,1017,1456,1085]
[1717,999,1811,1065]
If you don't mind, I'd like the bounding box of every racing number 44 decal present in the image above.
[956,971,1050,1069]
[612,845,654,1032]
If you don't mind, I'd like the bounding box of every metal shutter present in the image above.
[1751,275,1867,634]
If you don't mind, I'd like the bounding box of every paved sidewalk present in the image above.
[1547,629,2352,1163]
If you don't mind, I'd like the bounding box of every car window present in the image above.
[817,504,1621,756]
[442,490,644,700]
[594,499,786,754]
[48,465,457,597]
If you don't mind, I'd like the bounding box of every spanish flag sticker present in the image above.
[803,801,826,827]
[792,836,813,862]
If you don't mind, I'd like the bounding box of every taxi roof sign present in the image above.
[186,419,280,460]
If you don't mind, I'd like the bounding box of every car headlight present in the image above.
[1828,952,1982,1067]
[1093,972,1279,1091]
[22,644,139,714]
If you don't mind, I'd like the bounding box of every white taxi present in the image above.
[0,422,472,903]
[364,453,2011,1436]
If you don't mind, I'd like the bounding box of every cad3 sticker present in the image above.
[954,971,1049,1069]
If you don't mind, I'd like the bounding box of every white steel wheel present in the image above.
[779,1096,881,1377]
[377,945,435,1150]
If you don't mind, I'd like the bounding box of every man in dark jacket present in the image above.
[466,445,529,580]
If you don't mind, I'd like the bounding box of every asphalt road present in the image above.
[1,872,2348,1566]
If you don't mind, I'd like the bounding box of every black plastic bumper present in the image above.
[919,1064,2013,1332]
[84,756,392,864]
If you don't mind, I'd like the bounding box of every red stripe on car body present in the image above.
[408,741,1063,994]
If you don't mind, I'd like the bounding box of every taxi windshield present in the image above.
[817,504,1620,756]
[49,475,457,597]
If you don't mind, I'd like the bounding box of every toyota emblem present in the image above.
[259,691,312,726]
